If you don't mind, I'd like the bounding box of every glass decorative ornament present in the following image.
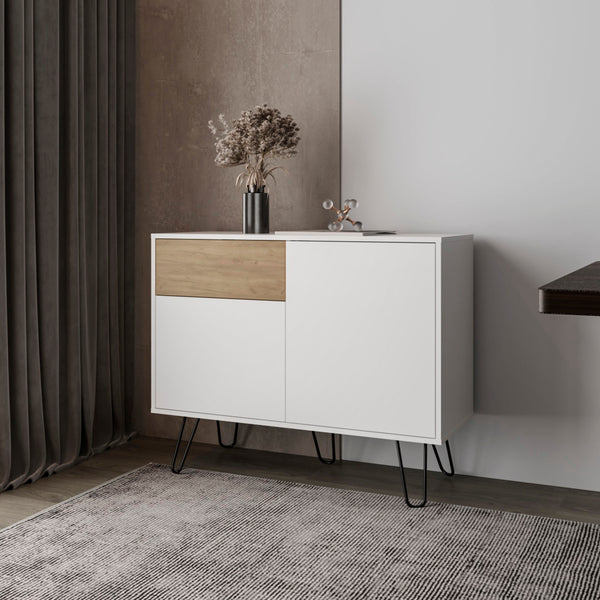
[322,199,362,232]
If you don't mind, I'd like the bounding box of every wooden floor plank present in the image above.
[1,436,598,529]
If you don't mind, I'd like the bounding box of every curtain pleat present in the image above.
[33,0,61,476]
[0,0,135,492]
[107,0,124,442]
[0,0,10,490]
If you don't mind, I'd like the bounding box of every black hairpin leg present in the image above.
[396,442,428,508]
[216,421,239,448]
[171,417,200,474]
[432,440,455,476]
[311,431,336,464]
[395,440,455,508]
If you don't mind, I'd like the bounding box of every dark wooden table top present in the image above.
[539,262,600,316]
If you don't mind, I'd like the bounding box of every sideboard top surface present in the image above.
[151,231,473,243]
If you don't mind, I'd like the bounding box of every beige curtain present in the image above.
[0,0,135,491]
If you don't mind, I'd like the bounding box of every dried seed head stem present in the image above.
[208,104,300,191]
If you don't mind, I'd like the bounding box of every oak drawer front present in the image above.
[155,239,286,301]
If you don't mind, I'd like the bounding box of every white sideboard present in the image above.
[151,232,473,447]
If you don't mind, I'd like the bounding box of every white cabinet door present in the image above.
[154,296,285,421]
[286,241,436,438]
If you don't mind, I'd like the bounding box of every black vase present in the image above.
[243,192,270,234]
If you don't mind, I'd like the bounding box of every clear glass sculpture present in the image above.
[322,199,362,231]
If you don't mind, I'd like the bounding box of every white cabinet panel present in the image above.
[286,241,436,438]
[155,296,285,421]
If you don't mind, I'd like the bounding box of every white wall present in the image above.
[342,0,600,491]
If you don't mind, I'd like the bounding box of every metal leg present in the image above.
[432,440,455,477]
[171,417,200,474]
[395,442,428,508]
[216,421,239,448]
[311,432,336,464]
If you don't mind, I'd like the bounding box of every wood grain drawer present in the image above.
[155,239,286,301]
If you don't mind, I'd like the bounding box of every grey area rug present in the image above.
[1,464,599,600]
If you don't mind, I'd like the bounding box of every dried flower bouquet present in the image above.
[208,105,300,192]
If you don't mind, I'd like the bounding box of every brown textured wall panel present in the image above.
[135,0,340,454]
